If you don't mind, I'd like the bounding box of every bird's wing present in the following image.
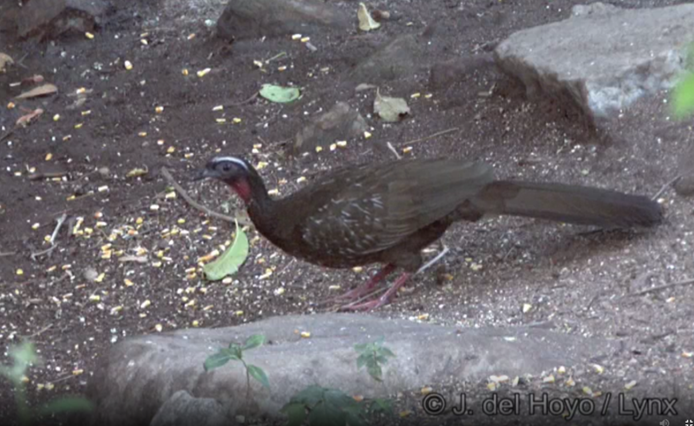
[283,159,495,257]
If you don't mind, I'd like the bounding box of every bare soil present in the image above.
[1,0,693,424]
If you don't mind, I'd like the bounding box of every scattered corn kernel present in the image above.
[155,106,164,113]
[197,68,211,77]
[124,60,133,70]
[53,114,60,121]
[216,118,226,124]
[74,123,83,129]
[291,34,302,40]
[124,279,134,287]
[300,37,310,43]
[85,32,94,39]
[140,300,151,309]
[182,68,189,76]
[232,117,242,124]
[155,324,163,332]
[16,269,24,275]
[364,131,372,139]
[300,331,311,338]
[315,146,323,152]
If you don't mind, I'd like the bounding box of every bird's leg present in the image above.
[331,264,396,301]
[343,272,413,311]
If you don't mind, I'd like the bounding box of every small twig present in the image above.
[417,245,450,274]
[50,213,68,245]
[386,142,402,160]
[397,127,459,146]
[0,127,15,143]
[627,277,694,298]
[23,323,53,338]
[651,175,681,201]
[224,91,259,108]
[30,244,59,261]
[160,167,251,226]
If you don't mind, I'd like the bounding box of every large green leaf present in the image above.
[203,348,239,371]
[290,385,327,407]
[282,403,307,426]
[38,397,94,416]
[243,334,265,351]
[259,84,300,103]
[247,364,270,389]
[203,222,249,281]
[672,71,694,118]
[310,401,345,426]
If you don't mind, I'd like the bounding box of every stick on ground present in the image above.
[398,127,459,146]
[161,167,251,226]
[627,277,694,297]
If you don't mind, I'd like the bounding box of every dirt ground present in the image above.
[1,0,693,424]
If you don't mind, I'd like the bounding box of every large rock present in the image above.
[89,313,619,426]
[216,0,351,41]
[494,2,694,122]
[150,390,231,426]
[293,101,367,154]
[16,0,111,39]
[345,34,427,84]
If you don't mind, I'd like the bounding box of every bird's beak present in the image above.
[192,168,216,181]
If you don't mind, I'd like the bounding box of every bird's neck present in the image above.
[225,172,278,232]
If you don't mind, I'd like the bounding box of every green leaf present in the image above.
[345,412,368,426]
[375,355,390,365]
[259,84,301,103]
[243,334,265,351]
[356,354,368,370]
[228,344,243,360]
[310,401,345,426]
[367,363,382,382]
[672,71,694,118]
[247,364,270,388]
[353,343,368,353]
[38,397,94,416]
[282,403,307,426]
[203,222,249,281]
[290,385,326,407]
[203,349,238,371]
[378,347,395,358]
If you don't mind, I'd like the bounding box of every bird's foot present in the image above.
[322,264,396,304]
[340,271,413,311]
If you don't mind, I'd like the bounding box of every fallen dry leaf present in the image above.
[374,89,410,122]
[16,108,44,127]
[358,3,381,31]
[126,167,148,178]
[15,84,58,100]
[0,53,14,72]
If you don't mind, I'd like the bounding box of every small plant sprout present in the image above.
[203,334,270,403]
[1,341,93,426]
[354,337,396,382]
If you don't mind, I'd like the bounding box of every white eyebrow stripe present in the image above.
[212,156,249,171]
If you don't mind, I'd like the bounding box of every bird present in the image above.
[195,155,663,310]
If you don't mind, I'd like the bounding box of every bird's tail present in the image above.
[470,180,663,228]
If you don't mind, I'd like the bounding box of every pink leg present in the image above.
[343,272,413,311]
[331,264,396,302]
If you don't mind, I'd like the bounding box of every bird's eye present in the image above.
[222,163,232,172]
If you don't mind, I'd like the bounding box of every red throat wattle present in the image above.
[228,179,252,204]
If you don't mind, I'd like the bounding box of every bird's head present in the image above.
[195,156,257,203]
[196,156,251,183]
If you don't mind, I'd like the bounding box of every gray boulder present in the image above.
[216,0,351,41]
[150,390,231,426]
[89,313,619,426]
[494,2,694,122]
[293,102,368,154]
